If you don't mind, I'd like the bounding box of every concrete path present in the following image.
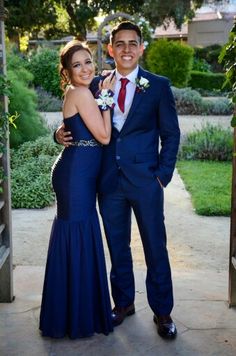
[40,112,232,135]
[0,113,235,355]
[1,170,235,355]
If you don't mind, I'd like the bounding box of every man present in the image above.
[56,21,180,339]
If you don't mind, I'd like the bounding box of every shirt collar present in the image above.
[115,66,139,85]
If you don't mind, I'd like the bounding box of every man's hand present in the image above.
[55,123,73,147]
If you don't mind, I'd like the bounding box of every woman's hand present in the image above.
[99,72,116,92]
[101,69,112,77]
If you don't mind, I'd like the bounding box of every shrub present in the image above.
[188,71,230,91]
[192,58,211,72]
[35,86,62,112]
[146,39,194,87]
[6,50,49,147]
[11,155,56,208]
[172,87,202,114]
[179,123,233,161]
[194,44,223,72]
[8,70,48,148]
[202,98,233,115]
[10,135,62,168]
[11,135,62,208]
[172,87,233,115]
[195,88,229,97]
[7,49,29,73]
[29,47,61,98]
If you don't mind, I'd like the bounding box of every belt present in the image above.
[70,139,102,147]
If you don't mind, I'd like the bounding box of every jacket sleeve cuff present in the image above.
[53,130,59,144]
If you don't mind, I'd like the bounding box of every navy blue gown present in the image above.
[39,113,113,339]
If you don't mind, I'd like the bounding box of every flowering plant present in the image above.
[95,89,115,111]
[135,76,150,92]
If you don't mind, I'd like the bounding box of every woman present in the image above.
[39,40,115,339]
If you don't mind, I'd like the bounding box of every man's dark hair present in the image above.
[110,21,142,44]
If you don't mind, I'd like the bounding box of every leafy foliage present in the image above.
[7,69,48,148]
[192,58,211,73]
[219,21,236,127]
[0,74,18,193]
[5,0,57,44]
[189,71,230,91]
[5,50,49,147]
[179,124,233,161]
[35,87,62,112]
[146,39,194,87]
[5,0,214,44]
[172,87,233,115]
[194,44,223,73]
[58,0,144,40]
[142,0,204,29]
[29,47,61,98]
[5,0,144,42]
[11,135,62,208]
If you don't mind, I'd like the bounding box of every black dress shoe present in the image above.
[111,304,135,326]
[153,314,177,339]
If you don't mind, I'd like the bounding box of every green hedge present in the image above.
[11,135,62,208]
[29,47,61,98]
[146,39,194,87]
[188,70,230,91]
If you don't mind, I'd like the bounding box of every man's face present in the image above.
[108,30,144,76]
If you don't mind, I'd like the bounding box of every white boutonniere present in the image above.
[135,76,150,92]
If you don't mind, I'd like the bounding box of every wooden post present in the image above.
[0,0,14,303]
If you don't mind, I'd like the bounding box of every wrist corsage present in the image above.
[135,76,150,93]
[95,89,115,111]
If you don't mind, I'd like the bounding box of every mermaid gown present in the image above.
[39,113,113,338]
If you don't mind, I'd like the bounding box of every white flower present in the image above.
[95,88,115,110]
[139,77,149,86]
[135,76,150,92]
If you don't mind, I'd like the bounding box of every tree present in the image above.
[57,0,144,40]
[5,0,222,43]
[4,0,57,47]
[4,0,144,42]
[141,0,219,29]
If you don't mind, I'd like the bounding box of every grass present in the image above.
[177,160,232,216]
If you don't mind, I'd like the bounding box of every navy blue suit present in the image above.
[97,67,180,316]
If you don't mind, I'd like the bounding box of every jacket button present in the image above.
[116,155,120,160]
[117,138,121,142]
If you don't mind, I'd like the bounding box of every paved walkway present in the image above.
[0,114,236,355]
[40,112,232,135]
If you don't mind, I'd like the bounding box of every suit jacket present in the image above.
[92,67,180,194]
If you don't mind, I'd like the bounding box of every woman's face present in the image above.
[69,49,95,87]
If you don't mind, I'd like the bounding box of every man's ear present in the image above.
[140,43,144,56]
[107,43,114,58]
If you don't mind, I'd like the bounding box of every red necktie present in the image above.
[118,78,129,113]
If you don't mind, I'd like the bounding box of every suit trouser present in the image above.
[98,172,174,316]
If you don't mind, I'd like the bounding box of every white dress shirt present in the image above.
[113,66,139,131]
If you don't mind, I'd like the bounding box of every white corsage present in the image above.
[95,89,115,111]
[135,76,150,92]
